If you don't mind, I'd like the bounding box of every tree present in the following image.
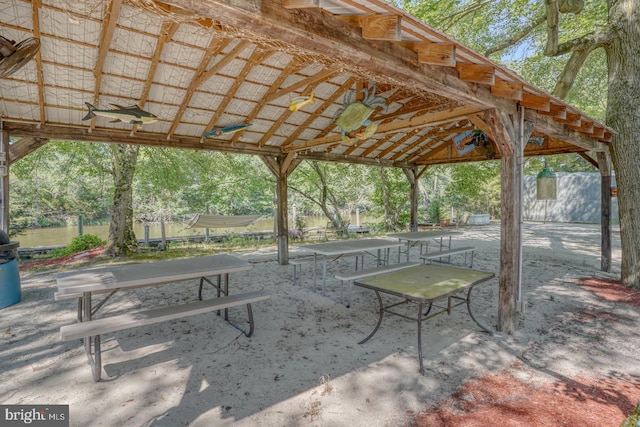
[106,144,139,256]
[370,167,410,231]
[289,161,374,233]
[400,0,639,287]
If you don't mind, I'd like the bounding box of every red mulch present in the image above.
[410,277,640,426]
[412,367,640,427]
[572,277,640,307]
[19,246,106,270]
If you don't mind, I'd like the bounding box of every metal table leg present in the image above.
[358,290,384,345]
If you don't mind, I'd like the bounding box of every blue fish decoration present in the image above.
[454,130,484,156]
[202,124,252,138]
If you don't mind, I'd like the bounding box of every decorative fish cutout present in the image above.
[289,92,315,112]
[453,130,495,159]
[453,130,480,156]
[202,123,252,137]
[82,103,158,125]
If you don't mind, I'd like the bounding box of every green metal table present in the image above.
[354,264,495,375]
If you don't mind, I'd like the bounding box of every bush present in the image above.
[51,234,106,258]
[428,199,446,224]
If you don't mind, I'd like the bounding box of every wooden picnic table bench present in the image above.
[55,254,270,381]
[335,261,420,307]
[420,246,476,268]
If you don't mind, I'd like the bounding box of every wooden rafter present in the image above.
[407,122,469,163]
[281,76,357,148]
[8,137,49,163]
[258,68,335,147]
[283,105,480,152]
[456,62,495,85]
[390,125,472,161]
[31,0,45,125]
[491,78,523,100]
[132,21,180,135]
[378,128,423,160]
[359,132,395,157]
[335,14,402,41]
[202,48,273,136]
[91,0,123,130]
[265,68,336,103]
[231,60,305,143]
[167,38,234,138]
[411,135,455,164]
[399,41,456,67]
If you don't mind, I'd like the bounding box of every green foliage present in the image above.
[51,234,106,257]
[428,198,446,223]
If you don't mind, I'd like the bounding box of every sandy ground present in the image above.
[1,222,637,426]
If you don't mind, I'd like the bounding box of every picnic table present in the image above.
[55,254,269,381]
[299,238,403,295]
[354,263,495,375]
[387,230,463,262]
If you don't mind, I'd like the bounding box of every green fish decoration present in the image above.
[82,103,158,125]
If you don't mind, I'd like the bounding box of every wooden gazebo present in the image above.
[0,0,613,332]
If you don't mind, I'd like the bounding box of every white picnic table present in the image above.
[298,238,403,294]
[387,230,463,262]
[55,254,267,381]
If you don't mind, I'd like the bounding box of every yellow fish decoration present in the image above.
[289,92,315,112]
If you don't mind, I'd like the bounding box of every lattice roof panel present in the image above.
[0,0,612,168]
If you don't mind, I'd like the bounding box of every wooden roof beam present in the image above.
[282,0,329,9]
[385,128,425,160]
[91,0,123,130]
[169,1,513,112]
[31,0,45,125]
[520,92,551,112]
[491,78,523,101]
[554,111,581,127]
[410,136,454,164]
[405,123,471,162]
[335,14,402,41]
[202,49,273,136]
[132,21,180,135]
[4,122,282,157]
[537,102,567,120]
[399,41,456,67]
[8,137,49,163]
[455,62,495,86]
[534,114,609,152]
[266,68,335,102]
[231,60,304,143]
[282,76,358,148]
[166,38,233,138]
[360,133,395,157]
[482,108,514,156]
[284,105,480,152]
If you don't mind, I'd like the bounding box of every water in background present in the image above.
[16,214,376,247]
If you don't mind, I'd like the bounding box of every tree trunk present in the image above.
[605,0,640,287]
[378,168,400,231]
[106,144,139,256]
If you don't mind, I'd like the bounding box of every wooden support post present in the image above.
[1,129,9,233]
[597,152,612,272]
[484,108,520,333]
[260,155,301,265]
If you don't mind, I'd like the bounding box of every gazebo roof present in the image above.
[0,0,611,167]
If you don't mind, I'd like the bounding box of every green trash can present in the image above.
[0,229,21,309]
